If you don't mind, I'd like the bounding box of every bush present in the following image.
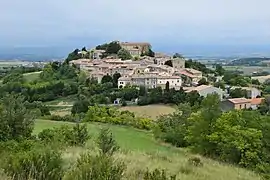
[66,128,125,180]
[2,147,63,180]
[38,124,89,146]
[83,105,153,130]
[143,169,176,180]
[45,114,77,122]
[188,156,203,167]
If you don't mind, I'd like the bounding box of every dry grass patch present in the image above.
[120,105,176,120]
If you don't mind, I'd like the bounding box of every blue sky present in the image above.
[1,0,270,54]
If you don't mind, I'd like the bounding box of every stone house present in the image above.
[185,85,224,100]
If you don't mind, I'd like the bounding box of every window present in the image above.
[160,81,162,83]
[177,80,179,83]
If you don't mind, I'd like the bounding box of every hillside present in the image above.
[229,57,270,66]
[33,120,261,180]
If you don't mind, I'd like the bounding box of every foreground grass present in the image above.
[119,104,176,120]
[34,120,261,180]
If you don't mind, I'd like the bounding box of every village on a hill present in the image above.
[69,40,264,111]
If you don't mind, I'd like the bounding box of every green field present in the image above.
[23,71,42,82]
[34,120,261,180]
[119,105,176,119]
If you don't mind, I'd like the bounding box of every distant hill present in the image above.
[229,57,270,66]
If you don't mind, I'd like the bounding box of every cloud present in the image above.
[0,0,270,47]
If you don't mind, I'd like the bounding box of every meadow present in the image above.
[23,71,42,82]
[33,119,261,180]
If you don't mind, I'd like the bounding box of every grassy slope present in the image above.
[23,71,42,82]
[34,120,261,180]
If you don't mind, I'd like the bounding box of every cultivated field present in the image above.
[33,120,261,180]
[119,105,176,120]
[223,65,270,75]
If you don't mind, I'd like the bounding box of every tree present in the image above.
[229,88,247,98]
[215,64,225,76]
[81,47,87,52]
[252,79,260,85]
[117,48,132,60]
[165,81,170,91]
[71,100,90,115]
[101,74,113,84]
[105,41,121,55]
[0,94,36,141]
[65,49,81,64]
[209,110,263,168]
[198,78,209,85]
[173,53,183,58]
[164,60,173,67]
[112,72,121,88]
[186,94,221,155]
[154,103,192,147]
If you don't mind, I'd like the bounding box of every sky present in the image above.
[1,0,270,55]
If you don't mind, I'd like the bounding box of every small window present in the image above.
[177,80,179,83]
[160,81,162,83]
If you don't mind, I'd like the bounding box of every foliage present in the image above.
[83,105,153,130]
[198,78,209,85]
[65,49,82,64]
[71,99,90,115]
[117,48,132,60]
[66,128,125,180]
[0,94,36,141]
[2,145,63,180]
[185,59,213,74]
[101,74,113,84]
[112,72,121,88]
[215,64,225,76]
[164,60,173,67]
[186,94,221,155]
[143,169,176,180]
[97,128,119,156]
[154,103,193,147]
[38,124,89,146]
[173,53,183,58]
[229,88,247,98]
[25,101,51,116]
[223,72,251,86]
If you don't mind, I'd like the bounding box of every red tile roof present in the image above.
[251,98,265,105]
[228,98,251,104]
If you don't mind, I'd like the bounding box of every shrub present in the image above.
[66,128,125,180]
[143,169,176,180]
[97,128,119,156]
[38,124,89,146]
[2,147,63,180]
[188,156,203,167]
[83,105,153,130]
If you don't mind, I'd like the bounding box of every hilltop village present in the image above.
[69,41,264,110]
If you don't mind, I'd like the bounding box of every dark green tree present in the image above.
[117,48,132,60]
[215,64,225,76]
[198,78,209,85]
[101,74,113,84]
[164,60,173,67]
[0,94,36,141]
[112,72,121,88]
[173,53,183,58]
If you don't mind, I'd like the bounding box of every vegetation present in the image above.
[118,48,132,60]
[155,94,270,178]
